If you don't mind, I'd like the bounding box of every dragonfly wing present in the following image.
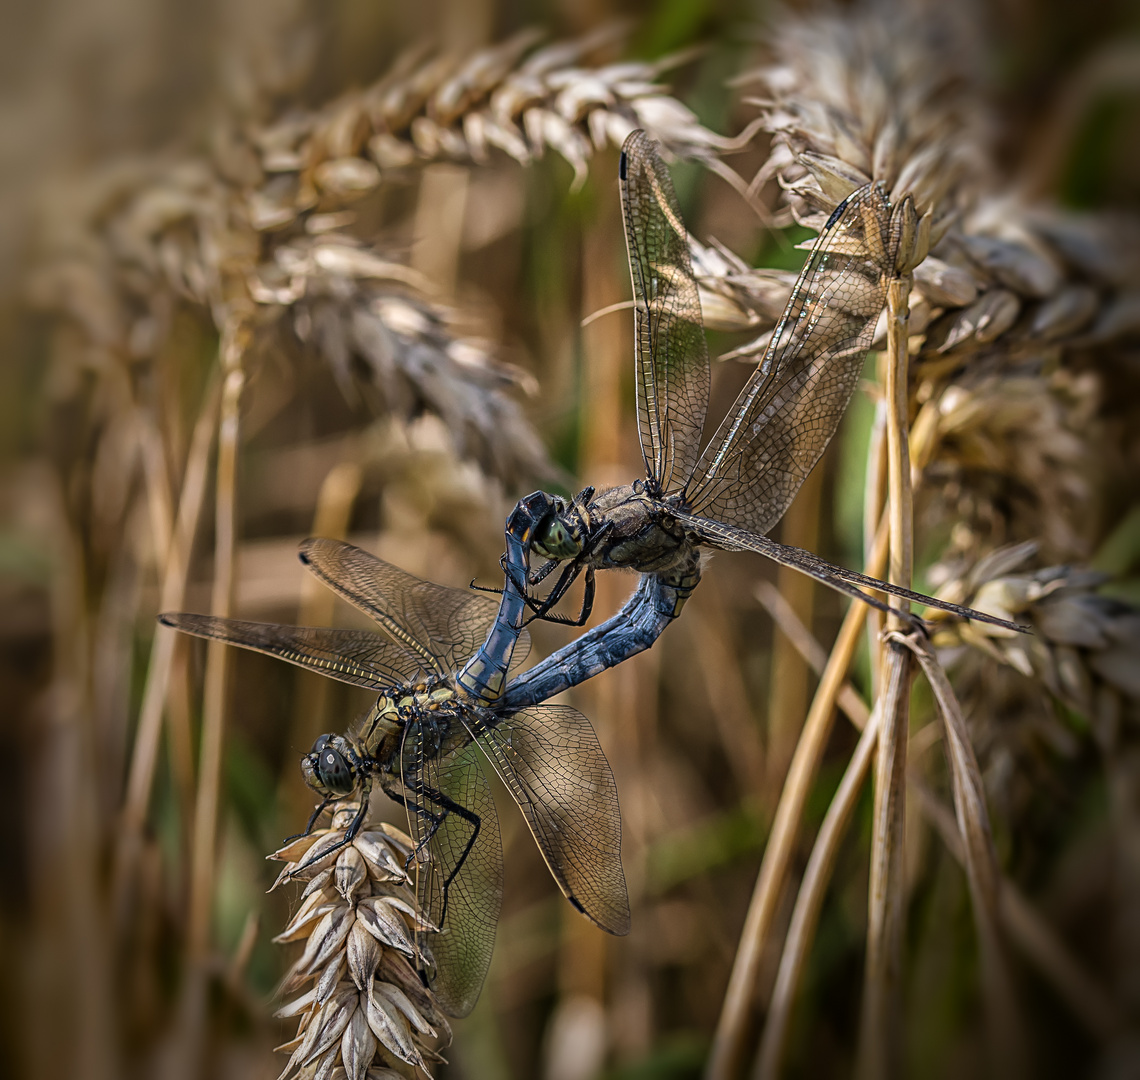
[684,184,892,534]
[300,538,530,677]
[157,613,426,688]
[620,130,710,496]
[473,704,630,936]
[673,512,1027,633]
[401,728,503,1019]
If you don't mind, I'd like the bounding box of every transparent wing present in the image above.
[620,129,711,495]
[473,704,630,936]
[683,185,892,533]
[157,613,425,689]
[300,538,530,677]
[400,724,503,1018]
[673,511,1027,633]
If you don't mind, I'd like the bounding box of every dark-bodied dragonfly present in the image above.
[160,536,629,1018]
[504,130,1025,635]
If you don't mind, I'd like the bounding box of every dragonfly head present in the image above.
[532,512,583,561]
[520,489,590,562]
[302,733,359,798]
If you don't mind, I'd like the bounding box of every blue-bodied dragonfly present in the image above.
[503,130,1025,635]
[160,531,629,1018]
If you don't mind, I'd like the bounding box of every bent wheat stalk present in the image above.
[705,518,888,1080]
[892,629,1027,1078]
[754,581,1123,1075]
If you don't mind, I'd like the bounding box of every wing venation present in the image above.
[299,538,529,676]
[683,184,892,534]
[473,704,630,935]
[157,613,424,689]
[620,130,711,495]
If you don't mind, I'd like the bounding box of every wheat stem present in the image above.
[893,630,1028,1078]
[864,395,888,699]
[754,702,881,1080]
[857,273,914,1080]
[284,458,364,822]
[705,516,889,1080]
[766,468,823,798]
[754,582,870,730]
[113,370,222,926]
[884,276,914,627]
[172,316,248,1076]
[47,476,120,1080]
[757,583,1122,1061]
[188,356,245,961]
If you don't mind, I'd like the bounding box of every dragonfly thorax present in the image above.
[394,683,455,715]
[582,484,690,573]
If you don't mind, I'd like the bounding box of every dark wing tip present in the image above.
[157,612,176,627]
[568,893,632,936]
[619,149,628,180]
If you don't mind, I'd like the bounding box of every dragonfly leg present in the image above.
[343,780,372,843]
[529,559,559,586]
[576,566,597,624]
[384,789,439,874]
[401,778,483,928]
[501,551,533,597]
[467,577,504,598]
[292,815,353,872]
[291,778,373,873]
[527,564,596,627]
[525,519,612,626]
[501,546,584,626]
[521,559,591,626]
[283,796,333,843]
[502,551,559,620]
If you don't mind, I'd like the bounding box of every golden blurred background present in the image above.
[1,0,1139,1078]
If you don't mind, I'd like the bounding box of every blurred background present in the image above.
[1,0,1139,1078]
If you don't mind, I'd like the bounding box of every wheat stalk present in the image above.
[704,3,1139,1076]
[27,26,741,1075]
[751,587,1121,1074]
[29,26,736,496]
[857,260,917,1080]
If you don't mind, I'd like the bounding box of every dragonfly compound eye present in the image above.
[532,516,581,560]
[316,745,355,796]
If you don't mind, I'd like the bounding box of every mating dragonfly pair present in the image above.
[162,132,1024,1018]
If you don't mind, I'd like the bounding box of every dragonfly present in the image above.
[160,534,629,1018]
[502,130,1025,635]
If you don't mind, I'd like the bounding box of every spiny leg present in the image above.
[283,795,333,843]
[523,517,612,624]
[468,579,505,597]
[503,550,586,624]
[528,558,559,586]
[523,564,597,628]
[294,779,373,874]
[401,776,483,928]
[522,562,595,627]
